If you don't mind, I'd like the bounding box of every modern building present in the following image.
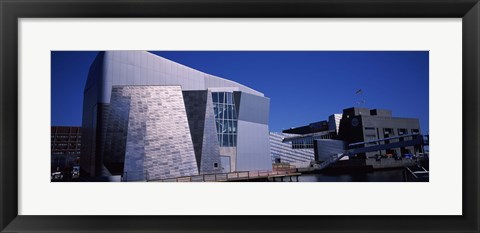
[337,107,422,159]
[51,126,81,174]
[270,114,342,167]
[80,51,272,181]
[282,107,424,162]
[282,114,342,150]
[269,132,314,168]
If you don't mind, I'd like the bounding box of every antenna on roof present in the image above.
[355,89,366,107]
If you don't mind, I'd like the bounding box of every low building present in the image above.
[269,132,314,168]
[282,114,342,150]
[282,107,425,163]
[275,114,342,164]
[338,107,422,159]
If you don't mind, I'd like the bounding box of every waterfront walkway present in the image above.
[148,169,301,182]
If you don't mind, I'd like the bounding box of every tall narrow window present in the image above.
[212,92,238,147]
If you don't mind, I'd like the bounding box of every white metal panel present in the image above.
[220,156,231,173]
[236,120,272,171]
[97,51,265,104]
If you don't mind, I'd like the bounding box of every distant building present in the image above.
[51,126,81,174]
[328,114,343,135]
[282,114,342,149]
[282,107,423,162]
[337,107,421,159]
[269,132,314,168]
[80,51,272,181]
[268,114,341,167]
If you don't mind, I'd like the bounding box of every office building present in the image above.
[80,51,271,181]
[51,126,81,174]
[337,107,421,159]
[282,107,423,161]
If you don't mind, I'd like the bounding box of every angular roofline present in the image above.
[145,51,264,96]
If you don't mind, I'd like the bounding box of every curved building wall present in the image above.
[85,51,263,104]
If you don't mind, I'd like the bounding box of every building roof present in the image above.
[282,130,336,143]
[85,51,264,104]
[282,120,329,135]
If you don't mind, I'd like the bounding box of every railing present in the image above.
[313,153,346,171]
[406,166,429,179]
[145,169,299,182]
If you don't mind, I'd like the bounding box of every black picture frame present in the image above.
[1,0,479,232]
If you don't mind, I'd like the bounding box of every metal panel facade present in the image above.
[107,86,199,181]
[269,132,314,168]
[183,90,222,174]
[81,51,271,179]
[235,92,272,171]
[235,92,269,125]
[236,121,272,171]
[99,51,263,103]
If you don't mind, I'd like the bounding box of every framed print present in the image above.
[1,0,479,232]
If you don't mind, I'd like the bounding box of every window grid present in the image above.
[212,92,238,147]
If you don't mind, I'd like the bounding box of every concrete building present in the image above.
[282,107,423,162]
[337,107,421,159]
[80,51,271,181]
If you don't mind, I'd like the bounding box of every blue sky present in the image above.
[51,51,429,133]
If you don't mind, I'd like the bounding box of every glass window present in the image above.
[217,120,223,134]
[223,134,229,147]
[212,92,237,147]
[213,105,218,117]
[218,92,224,103]
[228,105,234,119]
[228,121,234,133]
[232,107,237,119]
[226,105,230,119]
[217,105,223,119]
[223,120,228,133]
